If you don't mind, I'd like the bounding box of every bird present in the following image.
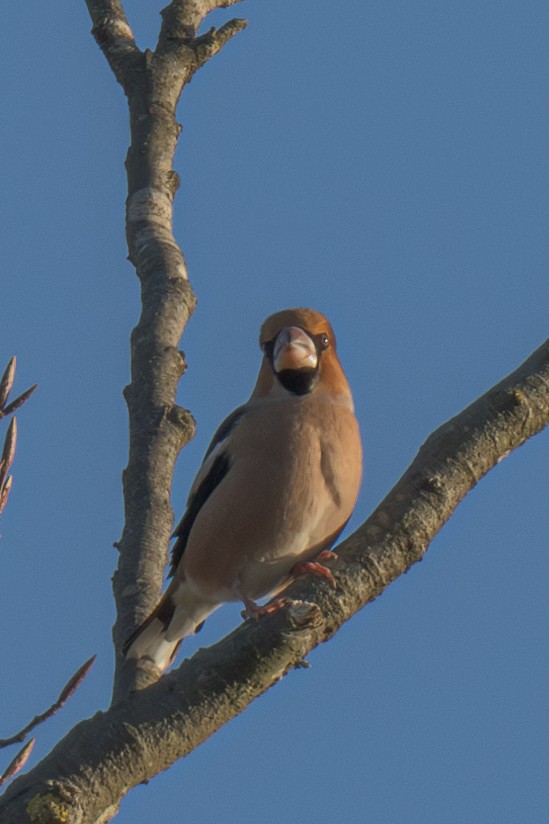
[123,307,362,670]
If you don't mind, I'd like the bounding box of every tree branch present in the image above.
[84,0,247,701]
[191,19,248,69]
[84,0,140,90]
[158,0,245,46]
[1,338,547,823]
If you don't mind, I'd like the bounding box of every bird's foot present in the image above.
[239,593,291,621]
[290,554,337,589]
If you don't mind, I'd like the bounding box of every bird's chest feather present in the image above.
[182,397,359,600]
[234,410,329,547]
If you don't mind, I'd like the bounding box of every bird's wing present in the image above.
[169,404,247,576]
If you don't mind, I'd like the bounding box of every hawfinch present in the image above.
[123,308,362,670]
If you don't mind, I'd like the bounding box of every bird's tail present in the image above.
[122,581,218,671]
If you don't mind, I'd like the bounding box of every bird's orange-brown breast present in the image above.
[179,392,361,601]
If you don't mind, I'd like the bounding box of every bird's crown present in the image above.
[259,308,335,348]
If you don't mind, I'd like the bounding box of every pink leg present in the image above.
[238,550,338,620]
[290,550,337,589]
[239,591,290,621]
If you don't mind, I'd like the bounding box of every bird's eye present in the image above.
[318,333,330,350]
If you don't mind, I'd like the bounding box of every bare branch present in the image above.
[84,0,242,701]
[0,740,35,789]
[84,0,248,705]
[0,657,96,750]
[158,0,246,45]
[1,339,547,822]
[84,0,140,89]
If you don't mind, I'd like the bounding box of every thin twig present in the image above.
[0,657,96,750]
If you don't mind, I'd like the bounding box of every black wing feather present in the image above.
[169,405,247,577]
[169,452,231,577]
[203,405,247,460]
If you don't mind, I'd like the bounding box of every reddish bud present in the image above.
[2,384,38,417]
[58,655,96,706]
[0,357,16,411]
[1,418,17,472]
[0,475,12,515]
[0,738,35,787]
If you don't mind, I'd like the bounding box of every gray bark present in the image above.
[82,0,246,701]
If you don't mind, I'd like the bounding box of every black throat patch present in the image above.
[275,367,319,395]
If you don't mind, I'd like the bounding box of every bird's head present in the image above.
[252,308,352,400]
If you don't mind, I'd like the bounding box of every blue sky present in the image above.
[2,2,548,822]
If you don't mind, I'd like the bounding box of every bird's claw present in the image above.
[240,594,291,621]
[290,559,337,589]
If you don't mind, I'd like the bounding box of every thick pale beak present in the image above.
[273,326,318,372]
